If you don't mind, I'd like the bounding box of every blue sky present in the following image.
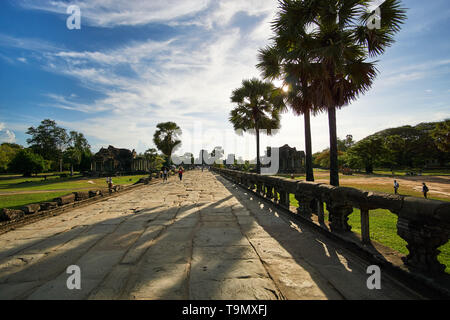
[0,0,449,159]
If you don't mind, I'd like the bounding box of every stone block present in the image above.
[22,203,41,215]
[89,190,101,198]
[54,193,76,206]
[40,202,58,211]
[74,191,89,201]
[0,208,25,221]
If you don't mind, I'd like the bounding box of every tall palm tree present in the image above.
[257,44,322,182]
[269,0,406,186]
[229,78,286,174]
[153,122,182,165]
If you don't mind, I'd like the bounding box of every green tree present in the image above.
[258,45,321,182]
[26,119,69,172]
[63,147,82,176]
[144,148,166,171]
[153,122,182,165]
[346,136,390,173]
[380,126,437,167]
[338,135,355,152]
[229,78,286,174]
[66,131,91,173]
[8,149,47,177]
[0,143,23,172]
[431,119,450,153]
[269,0,406,186]
[313,149,345,169]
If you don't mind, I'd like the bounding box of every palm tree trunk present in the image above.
[256,128,261,174]
[304,109,314,182]
[328,106,339,186]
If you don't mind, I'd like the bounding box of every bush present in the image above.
[8,149,47,176]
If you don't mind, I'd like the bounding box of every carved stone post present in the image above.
[360,207,370,244]
[317,200,325,225]
[295,193,313,218]
[278,190,290,209]
[273,187,279,203]
[265,185,274,200]
[397,218,448,274]
[256,182,263,195]
[327,202,353,232]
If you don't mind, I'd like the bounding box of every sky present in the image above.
[0,0,449,160]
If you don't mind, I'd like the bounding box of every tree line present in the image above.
[313,120,450,173]
[0,119,92,176]
[229,0,407,186]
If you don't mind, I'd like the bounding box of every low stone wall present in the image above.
[212,167,450,275]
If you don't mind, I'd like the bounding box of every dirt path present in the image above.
[309,174,450,198]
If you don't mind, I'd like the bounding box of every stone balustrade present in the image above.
[212,167,450,274]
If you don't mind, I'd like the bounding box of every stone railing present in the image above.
[212,167,450,275]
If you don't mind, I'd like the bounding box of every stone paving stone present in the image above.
[126,263,189,300]
[190,258,269,282]
[27,276,100,300]
[0,253,46,281]
[189,278,280,300]
[193,227,250,247]
[121,225,164,264]
[144,242,191,264]
[75,249,125,280]
[261,258,342,300]
[88,264,132,300]
[0,281,42,299]
[192,246,259,262]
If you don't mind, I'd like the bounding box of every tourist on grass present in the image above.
[422,183,429,199]
[394,180,399,195]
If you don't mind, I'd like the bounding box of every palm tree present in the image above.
[153,122,182,165]
[257,44,322,182]
[269,0,406,186]
[229,78,286,174]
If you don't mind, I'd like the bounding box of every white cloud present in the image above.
[17,0,211,27]
[0,123,16,143]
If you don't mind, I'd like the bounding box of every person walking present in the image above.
[422,183,429,199]
[178,166,184,181]
[394,180,399,195]
[163,167,168,182]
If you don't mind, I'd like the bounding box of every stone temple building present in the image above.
[265,144,305,174]
[91,145,152,173]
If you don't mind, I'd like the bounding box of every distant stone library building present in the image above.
[91,145,152,173]
[265,144,305,174]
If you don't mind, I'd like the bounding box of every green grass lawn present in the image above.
[0,174,148,193]
[0,191,74,210]
[0,174,149,210]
